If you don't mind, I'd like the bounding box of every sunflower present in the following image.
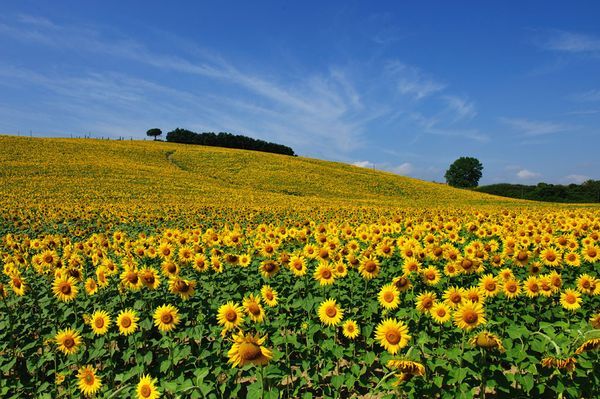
[574,338,600,355]
[582,245,599,263]
[10,274,26,296]
[136,374,160,399]
[193,253,209,272]
[392,275,412,292]
[227,332,273,368]
[378,284,400,310]
[334,261,348,277]
[560,289,582,311]
[161,260,179,277]
[421,266,441,286]
[443,286,464,309]
[238,253,252,268]
[415,291,437,313]
[261,285,278,307]
[358,256,380,280]
[430,303,452,324]
[502,279,521,299]
[375,318,411,354]
[470,331,504,352]
[342,320,360,339]
[318,298,344,326]
[77,365,102,397]
[564,252,581,267]
[479,274,500,297]
[259,260,280,278]
[153,304,180,333]
[541,356,577,373]
[498,268,514,281]
[524,276,540,298]
[84,278,98,295]
[169,277,196,300]
[89,310,111,335]
[386,359,426,377]
[402,257,421,275]
[539,248,561,267]
[217,301,245,330]
[591,313,600,329]
[576,274,596,295]
[454,302,486,331]
[116,309,139,336]
[55,328,82,355]
[52,276,78,302]
[243,294,265,323]
[314,262,336,286]
[140,267,161,290]
[120,269,143,291]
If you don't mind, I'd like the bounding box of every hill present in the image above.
[0,135,520,213]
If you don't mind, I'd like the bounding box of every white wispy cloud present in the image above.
[539,30,600,53]
[516,169,541,180]
[441,95,477,122]
[569,89,600,102]
[352,160,374,168]
[385,61,446,100]
[500,117,576,136]
[392,162,413,175]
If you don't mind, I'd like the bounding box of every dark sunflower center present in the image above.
[226,310,237,322]
[422,298,433,309]
[565,294,576,304]
[321,270,331,279]
[546,253,556,262]
[263,262,275,272]
[84,374,94,384]
[161,314,173,324]
[507,283,517,293]
[364,261,376,272]
[127,273,138,284]
[94,318,104,328]
[464,310,478,324]
[383,292,395,303]
[44,255,54,263]
[61,284,71,295]
[517,252,528,261]
[121,317,132,328]
[437,308,446,317]
[63,338,75,348]
[386,331,401,345]
[485,282,496,291]
[140,385,152,397]
[248,303,260,315]
[325,306,337,318]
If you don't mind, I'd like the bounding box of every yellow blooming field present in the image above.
[0,135,598,398]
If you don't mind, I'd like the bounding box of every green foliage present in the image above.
[146,128,162,140]
[476,180,600,203]
[444,157,484,188]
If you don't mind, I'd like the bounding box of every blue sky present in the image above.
[1,1,599,184]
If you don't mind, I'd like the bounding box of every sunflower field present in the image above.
[0,136,599,398]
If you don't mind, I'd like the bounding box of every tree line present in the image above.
[161,128,295,156]
[475,180,600,203]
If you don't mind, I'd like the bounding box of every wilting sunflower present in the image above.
[136,374,160,399]
[378,284,400,310]
[318,298,344,326]
[169,277,196,300]
[541,356,577,373]
[375,318,411,354]
[430,303,452,324]
[52,276,78,302]
[10,274,26,296]
[590,313,600,329]
[314,262,336,286]
[502,279,521,299]
[55,328,82,355]
[261,285,278,307]
[117,309,139,336]
[574,338,600,354]
[560,289,582,311]
[454,302,486,331]
[386,359,425,377]
[77,365,102,397]
[415,291,437,313]
[342,320,360,339]
[243,294,265,323]
[470,331,504,352]
[217,301,245,330]
[153,304,180,333]
[358,256,380,280]
[89,310,111,335]
[227,332,273,368]
[392,275,412,292]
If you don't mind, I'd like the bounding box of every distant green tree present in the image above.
[444,157,483,188]
[146,128,162,141]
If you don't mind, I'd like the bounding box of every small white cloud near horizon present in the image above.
[392,162,414,175]
[564,174,590,184]
[516,169,541,180]
[352,160,375,168]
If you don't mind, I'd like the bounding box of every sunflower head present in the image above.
[453,302,486,331]
[342,319,360,339]
[318,299,344,326]
[217,301,245,330]
[470,331,505,352]
[89,310,111,335]
[375,318,411,354]
[227,332,273,368]
[137,374,160,399]
[77,365,102,397]
[55,328,82,355]
[117,309,139,336]
[153,304,180,333]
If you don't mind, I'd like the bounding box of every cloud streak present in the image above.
[500,117,577,137]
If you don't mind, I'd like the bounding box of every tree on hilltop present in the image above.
[445,157,483,188]
[146,128,162,141]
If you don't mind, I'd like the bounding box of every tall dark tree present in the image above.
[146,128,162,141]
[444,157,483,188]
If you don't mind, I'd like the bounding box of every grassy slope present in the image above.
[0,135,520,211]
